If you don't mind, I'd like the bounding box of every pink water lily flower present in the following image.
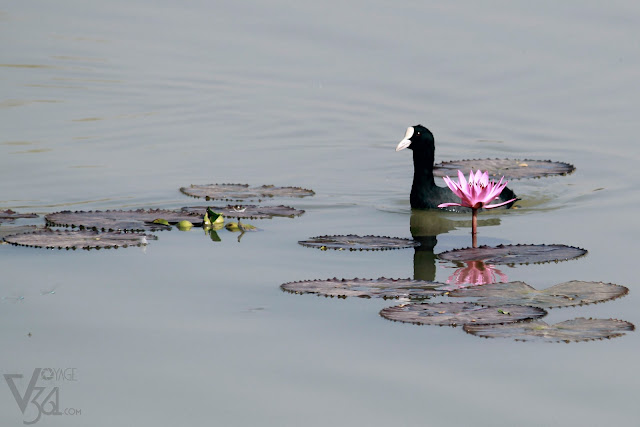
[438,170,516,210]
[438,170,517,248]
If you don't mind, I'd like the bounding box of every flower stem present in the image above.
[471,208,478,248]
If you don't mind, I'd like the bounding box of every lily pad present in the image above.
[463,318,635,342]
[45,209,203,231]
[448,280,628,309]
[380,302,546,327]
[298,235,420,251]
[182,205,304,219]
[0,225,43,243]
[0,209,38,223]
[433,159,575,180]
[3,229,155,250]
[438,244,587,265]
[281,277,445,299]
[180,184,315,201]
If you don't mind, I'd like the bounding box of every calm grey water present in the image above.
[2,1,639,426]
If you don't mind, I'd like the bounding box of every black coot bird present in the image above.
[395,125,517,211]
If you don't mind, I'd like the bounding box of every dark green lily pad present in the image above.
[280,277,445,299]
[3,229,155,250]
[180,184,315,201]
[182,205,304,219]
[433,159,575,180]
[45,209,203,231]
[0,209,38,223]
[438,244,587,265]
[463,318,635,342]
[380,302,546,327]
[299,235,420,251]
[449,280,628,309]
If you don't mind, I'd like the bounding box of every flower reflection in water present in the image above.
[442,260,508,291]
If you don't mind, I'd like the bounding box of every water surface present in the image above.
[1,1,639,426]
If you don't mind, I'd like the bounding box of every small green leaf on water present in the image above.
[177,220,193,230]
[152,218,170,225]
[498,309,511,315]
[206,208,224,224]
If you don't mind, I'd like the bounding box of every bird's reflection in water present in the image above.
[409,210,504,282]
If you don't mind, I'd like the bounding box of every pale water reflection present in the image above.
[443,260,509,290]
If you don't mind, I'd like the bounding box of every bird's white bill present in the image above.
[395,126,414,151]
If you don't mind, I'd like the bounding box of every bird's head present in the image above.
[395,125,434,152]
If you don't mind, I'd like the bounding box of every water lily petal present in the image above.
[473,170,483,186]
[476,187,493,205]
[442,176,462,196]
[443,177,468,199]
[484,197,517,209]
[458,170,468,186]
[479,171,489,187]
[457,170,472,197]
[482,176,507,203]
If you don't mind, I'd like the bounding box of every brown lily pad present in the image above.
[438,244,587,265]
[280,277,445,299]
[380,302,546,327]
[45,209,203,231]
[449,280,628,309]
[3,229,155,250]
[0,209,38,223]
[1,225,43,243]
[180,184,315,201]
[182,205,304,219]
[433,158,575,180]
[298,235,420,251]
[463,318,635,342]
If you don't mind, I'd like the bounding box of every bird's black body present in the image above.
[396,125,517,212]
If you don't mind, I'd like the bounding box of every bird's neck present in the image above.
[412,149,436,189]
